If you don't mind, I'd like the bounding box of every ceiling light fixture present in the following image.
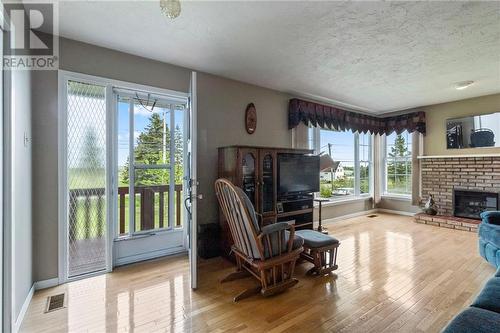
[454,80,475,90]
[160,0,181,19]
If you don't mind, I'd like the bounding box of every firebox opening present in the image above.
[453,189,499,220]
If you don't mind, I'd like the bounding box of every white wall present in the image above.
[5,67,33,328]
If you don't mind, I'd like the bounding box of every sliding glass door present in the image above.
[60,71,190,280]
[65,80,109,278]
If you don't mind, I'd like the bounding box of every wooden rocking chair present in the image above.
[215,178,304,301]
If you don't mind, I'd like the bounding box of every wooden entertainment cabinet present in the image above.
[218,145,314,259]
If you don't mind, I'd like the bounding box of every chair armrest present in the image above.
[481,211,500,225]
[260,222,290,236]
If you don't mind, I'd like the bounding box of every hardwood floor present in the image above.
[21,213,495,333]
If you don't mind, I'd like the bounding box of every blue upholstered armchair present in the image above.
[442,212,500,333]
[479,211,500,268]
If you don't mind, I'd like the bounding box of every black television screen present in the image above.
[278,154,320,196]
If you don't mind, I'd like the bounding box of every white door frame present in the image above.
[1,26,11,333]
[58,70,190,282]
[188,72,198,290]
[1,25,4,332]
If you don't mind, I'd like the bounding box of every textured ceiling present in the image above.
[57,1,500,114]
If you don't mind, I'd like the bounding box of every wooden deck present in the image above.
[21,213,495,332]
[68,238,106,277]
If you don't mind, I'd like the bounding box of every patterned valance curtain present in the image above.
[288,98,426,135]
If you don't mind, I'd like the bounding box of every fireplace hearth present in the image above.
[453,190,499,220]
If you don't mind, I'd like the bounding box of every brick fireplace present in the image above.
[415,155,500,232]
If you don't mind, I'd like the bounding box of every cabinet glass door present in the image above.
[241,152,256,207]
[261,153,275,214]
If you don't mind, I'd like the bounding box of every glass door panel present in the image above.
[117,97,131,235]
[117,93,185,235]
[261,153,275,214]
[132,102,171,232]
[66,80,107,277]
[173,109,185,228]
[241,151,256,207]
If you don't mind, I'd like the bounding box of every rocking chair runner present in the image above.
[215,179,304,301]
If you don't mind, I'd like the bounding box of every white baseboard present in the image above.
[34,278,59,290]
[322,209,378,224]
[376,208,416,217]
[322,208,416,225]
[13,284,34,333]
[115,247,187,267]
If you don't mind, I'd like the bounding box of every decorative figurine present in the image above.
[423,194,438,215]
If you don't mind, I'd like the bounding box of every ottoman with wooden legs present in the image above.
[295,230,340,275]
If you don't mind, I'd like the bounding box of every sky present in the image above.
[117,99,185,167]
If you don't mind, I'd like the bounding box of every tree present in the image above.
[120,112,184,186]
[387,134,411,191]
[389,134,409,157]
[80,127,103,169]
[173,124,184,184]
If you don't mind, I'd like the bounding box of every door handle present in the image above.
[184,196,192,217]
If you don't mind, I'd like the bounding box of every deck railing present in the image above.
[69,184,183,239]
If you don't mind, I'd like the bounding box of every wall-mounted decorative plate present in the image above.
[245,103,257,134]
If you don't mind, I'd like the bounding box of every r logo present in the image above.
[4,2,54,56]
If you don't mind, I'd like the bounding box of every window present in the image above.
[309,127,372,199]
[384,130,412,195]
[359,132,371,195]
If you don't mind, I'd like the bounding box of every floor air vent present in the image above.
[46,293,65,313]
[367,214,378,218]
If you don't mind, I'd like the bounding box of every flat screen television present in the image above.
[278,154,320,196]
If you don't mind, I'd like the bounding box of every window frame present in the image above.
[382,131,413,197]
[309,126,373,200]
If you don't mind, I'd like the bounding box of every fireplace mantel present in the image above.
[418,153,500,159]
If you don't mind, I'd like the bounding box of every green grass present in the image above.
[68,168,184,240]
[386,178,412,195]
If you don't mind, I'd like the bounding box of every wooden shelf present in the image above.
[295,222,313,228]
[277,208,314,218]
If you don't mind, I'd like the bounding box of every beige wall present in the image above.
[31,70,59,282]
[377,198,420,214]
[424,93,500,156]
[60,38,191,92]
[196,72,292,225]
[316,198,374,221]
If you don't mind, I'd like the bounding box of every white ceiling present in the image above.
[57,1,500,114]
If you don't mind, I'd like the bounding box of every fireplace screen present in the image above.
[453,190,499,220]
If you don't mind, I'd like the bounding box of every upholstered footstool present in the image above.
[295,229,340,275]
